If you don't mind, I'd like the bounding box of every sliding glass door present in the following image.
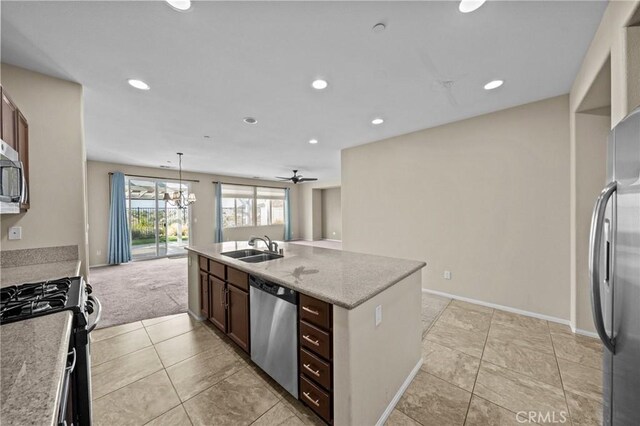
[126,177,190,260]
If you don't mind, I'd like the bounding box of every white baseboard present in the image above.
[187,309,206,322]
[421,288,571,325]
[573,327,599,339]
[423,289,602,340]
[375,357,423,426]
[322,239,342,242]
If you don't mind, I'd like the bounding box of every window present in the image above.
[222,184,285,228]
[257,187,285,226]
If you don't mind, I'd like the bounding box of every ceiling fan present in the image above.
[276,170,318,184]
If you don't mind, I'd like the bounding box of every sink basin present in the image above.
[239,253,284,263]
[221,249,265,259]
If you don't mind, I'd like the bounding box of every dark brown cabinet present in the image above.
[199,256,250,353]
[298,294,334,424]
[16,111,29,209]
[209,275,227,332]
[0,86,30,211]
[226,283,250,352]
[1,88,17,150]
[199,271,209,318]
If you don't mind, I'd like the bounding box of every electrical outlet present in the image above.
[375,305,382,326]
[444,270,452,280]
[8,227,22,240]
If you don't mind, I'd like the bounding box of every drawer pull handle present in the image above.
[302,306,320,316]
[302,335,320,346]
[303,363,321,377]
[303,391,320,407]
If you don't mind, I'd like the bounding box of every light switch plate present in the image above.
[375,305,382,326]
[444,271,452,280]
[8,226,22,240]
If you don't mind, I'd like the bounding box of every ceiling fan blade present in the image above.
[275,177,292,180]
[297,178,318,182]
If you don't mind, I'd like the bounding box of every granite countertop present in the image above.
[0,311,73,426]
[187,242,426,309]
[1,260,82,288]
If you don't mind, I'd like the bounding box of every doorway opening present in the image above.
[125,177,191,260]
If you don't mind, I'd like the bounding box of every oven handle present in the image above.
[86,295,102,333]
[57,348,76,426]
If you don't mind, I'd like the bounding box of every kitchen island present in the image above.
[186,242,426,425]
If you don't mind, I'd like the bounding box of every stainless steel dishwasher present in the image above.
[249,275,298,398]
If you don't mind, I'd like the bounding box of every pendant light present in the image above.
[163,152,196,208]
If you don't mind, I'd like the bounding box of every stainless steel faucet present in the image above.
[248,235,279,253]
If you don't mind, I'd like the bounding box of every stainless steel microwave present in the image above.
[0,139,27,214]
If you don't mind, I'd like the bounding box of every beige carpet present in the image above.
[88,256,188,329]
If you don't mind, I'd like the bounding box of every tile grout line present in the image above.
[91,321,144,343]
[423,298,452,336]
[462,306,495,424]
[139,325,185,425]
[548,321,576,426]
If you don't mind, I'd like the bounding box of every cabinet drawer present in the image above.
[198,256,209,272]
[300,321,331,360]
[227,267,248,291]
[300,348,331,390]
[300,375,331,423]
[210,260,226,280]
[299,294,331,330]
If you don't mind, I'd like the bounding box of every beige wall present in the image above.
[321,187,342,240]
[569,0,640,332]
[297,179,341,241]
[86,160,299,267]
[333,271,422,425]
[0,64,89,276]
[342,95,571,320]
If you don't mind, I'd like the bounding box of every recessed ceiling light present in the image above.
[484,79,504,90]
[373,23,386,33]
[371,117,384,125]
[459,0,486,13]
[128,79,150,90]
[243,117,258,124]
[312,79,328,90]
[309,139,318,144]
[166,0,191,11]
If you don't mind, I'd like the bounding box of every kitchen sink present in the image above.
[239,253,284,263]
[221,249,265,259]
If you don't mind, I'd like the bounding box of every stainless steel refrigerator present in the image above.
[589,107,640,425]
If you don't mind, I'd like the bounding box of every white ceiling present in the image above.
[1,1,607,182]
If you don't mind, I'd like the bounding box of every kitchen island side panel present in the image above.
[188,251,204,319]
[333,271,423,426]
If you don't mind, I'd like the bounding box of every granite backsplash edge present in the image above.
[0,245,79,268]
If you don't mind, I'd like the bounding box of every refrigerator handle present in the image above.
[588,181,617,353]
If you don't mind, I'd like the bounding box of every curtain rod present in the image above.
[212,181,290,190]
[109,172,200,183]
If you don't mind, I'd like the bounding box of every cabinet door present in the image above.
[209,275,227,333]
[227,285,250,353]
[199,271,209,318]
[1,89,17,150]
[16,111,29,210]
